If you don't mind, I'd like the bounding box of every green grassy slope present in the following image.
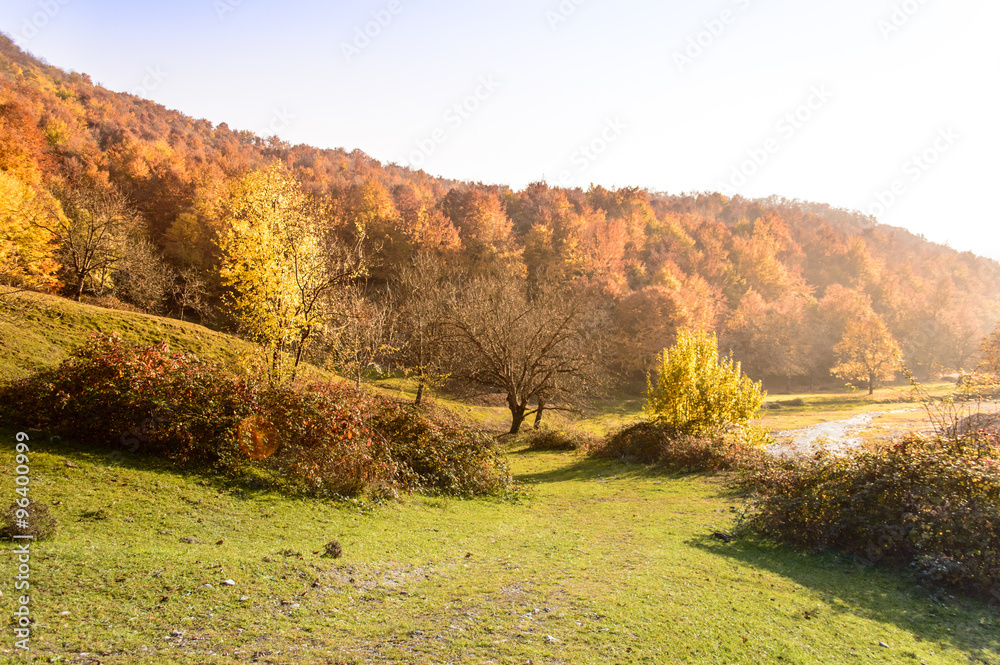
[0,291,252,381]
[1,437,996,664]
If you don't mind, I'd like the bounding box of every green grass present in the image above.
[755,385,953,432]
[1,434,997,664]
[0,290,332,384]
[0,291,251,381]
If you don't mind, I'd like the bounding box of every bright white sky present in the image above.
[2,0,998,260]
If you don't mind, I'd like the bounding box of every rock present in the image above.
[59,611,70,616]
[545,635,560,644]
[239,595,249,601]
[879,642,889,648]
[202,583,213,589]
[180,536,200,544]
[222,579,236,586]
[170,630,184,637]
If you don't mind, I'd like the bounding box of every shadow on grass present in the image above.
[4,428,291,504]
[690,533,1000,661]
[513,453,695,485]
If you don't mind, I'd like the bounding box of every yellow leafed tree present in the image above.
[219,163,364,383]
[0,171,61,292]
[832,315,902,395]
[644,328,765,437]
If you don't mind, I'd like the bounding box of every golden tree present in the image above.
[832,315,903,395]
[219,163,363,383]
[0,172,61,292]
[645,328,764,437]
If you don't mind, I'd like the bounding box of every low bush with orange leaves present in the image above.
[0,333,512,499]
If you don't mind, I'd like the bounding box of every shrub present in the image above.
[0,333,513,499]
[256,383,400,497]
[738,436,1000,600]
[0,332,256,465]
[1,501,57,541]
[591,421,770,473]
[523,428,589,452]
[645,329,765,438]
[263,385,513,497]
[322,540,343,559]
[371,402,512,497]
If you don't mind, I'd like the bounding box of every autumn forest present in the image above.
[3,33,1000,422]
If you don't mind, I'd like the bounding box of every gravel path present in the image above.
[767,411,899,458]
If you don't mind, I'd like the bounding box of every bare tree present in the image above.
[40,184,142,301]
[113,238,175,313]
[326,285,397,387]
[172,267,211,322]
[443,268,608,434]
[394,251,450,405]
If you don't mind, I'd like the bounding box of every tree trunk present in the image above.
[533,399,546,430]
[271,346,282,386]
[415,382,424,406]
[75,273,86,301]
[507,394,526,435]
[868,375,875,395]
[290,329,310,383]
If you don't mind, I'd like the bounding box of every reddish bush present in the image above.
[0,333,512,498]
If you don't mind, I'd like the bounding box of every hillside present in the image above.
[2,33,1000,386]
[0,290,251,380]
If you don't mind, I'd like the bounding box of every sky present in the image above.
[2,0,998,260]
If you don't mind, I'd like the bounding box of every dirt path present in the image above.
[767,401,1000,459]
[767,410,912,458]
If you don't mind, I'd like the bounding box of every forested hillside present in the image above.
[2,32,999,394]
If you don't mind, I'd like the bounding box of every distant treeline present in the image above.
[2,33,999,393]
